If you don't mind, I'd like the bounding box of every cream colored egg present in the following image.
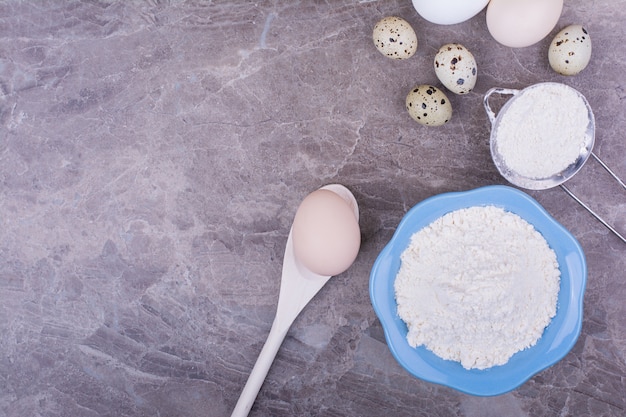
[412,0,489,25]
[406,85,452,126]
[434,43,477,95]
[292,189,361,276]
[372,16,418,60]
[487,0,563,48]
[549,25,592,75]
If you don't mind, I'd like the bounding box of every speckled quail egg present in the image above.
[373,16,418,60]
[549,25,592,75]
[434,43,477,95]
[406,85,452,126]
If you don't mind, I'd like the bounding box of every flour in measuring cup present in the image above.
[394,206,560,370]
[495,83,589,179]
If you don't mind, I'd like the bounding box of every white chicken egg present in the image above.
[372,16,418,60]
[549,25,592,76]
[412,0,489,25]
[434,44,477,95]
[487,0,563,48]
[406,85,452,126]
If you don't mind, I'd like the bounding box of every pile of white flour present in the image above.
[394,205,560,370]
[494,83,589,179]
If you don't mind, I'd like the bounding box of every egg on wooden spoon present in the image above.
[292,188,360,276]
[230,184,360,417]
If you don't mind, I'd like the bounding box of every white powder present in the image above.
[394,206,560,370]
[495,83,589,179]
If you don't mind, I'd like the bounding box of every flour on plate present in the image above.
[394,205,560,370]
[495,83,589,179]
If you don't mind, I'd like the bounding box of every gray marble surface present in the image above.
[1,1,625,416]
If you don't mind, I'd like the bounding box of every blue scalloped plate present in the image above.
[369,185,586,396]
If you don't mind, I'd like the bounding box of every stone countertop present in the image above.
[1,1,625,416]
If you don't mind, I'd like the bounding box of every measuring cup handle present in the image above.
[483,87,520,125]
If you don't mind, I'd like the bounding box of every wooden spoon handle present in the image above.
[230,319,289,417]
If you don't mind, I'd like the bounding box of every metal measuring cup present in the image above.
[484,82,625,243]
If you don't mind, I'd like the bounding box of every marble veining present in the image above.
[1,1,625,416]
